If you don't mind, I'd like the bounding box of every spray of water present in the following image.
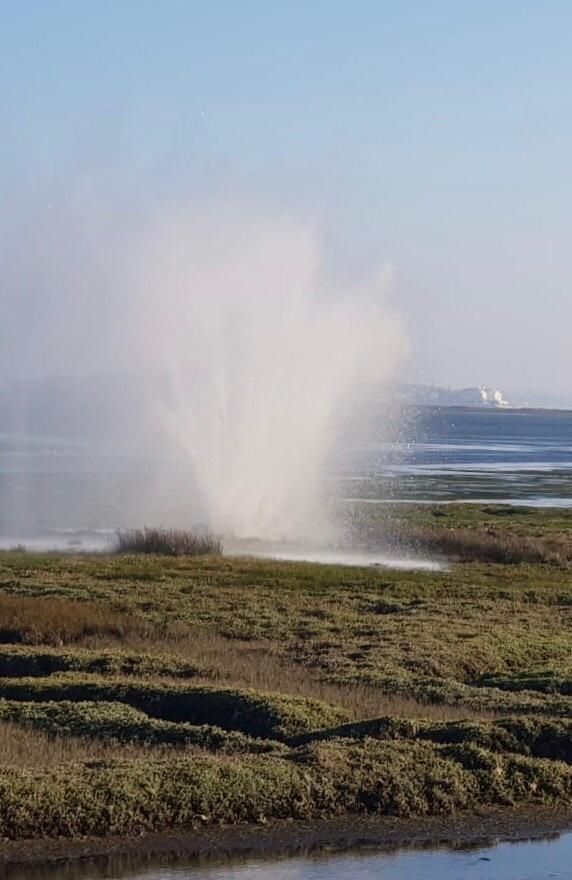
[133,204,406,540]
[1,193,406,545]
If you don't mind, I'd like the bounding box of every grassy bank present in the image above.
[0,503,570,840]
[1,739,571,840]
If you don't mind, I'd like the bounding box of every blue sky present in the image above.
[1,2,571,403]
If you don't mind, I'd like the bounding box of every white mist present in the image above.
[133,204,406,540]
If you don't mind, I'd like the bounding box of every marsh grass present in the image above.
[0,593,160,646]
[0,545,570,722]
[0,506,571,840]
[0,700,283,754]
[402,525,572,565]
[0,739,570,840]
[0,640,494,725]
[151,632,496,722]
[115,528,222,557]
[0,676,352,741]
[0,721,175,767]
[350,501,572,565]
[17,629,492,722]
[0,644,205,679]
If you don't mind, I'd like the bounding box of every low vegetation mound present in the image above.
[0,676,350,741]
[0,739,570,840]
[292,715,572,763]
[0,645,205,680]
[330,672,572,718]
[477,671,572,697]
[115,528,222,556]
[0,699,283,754]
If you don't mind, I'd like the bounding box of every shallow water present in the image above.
[1,408,571,551]
[7,833,572,879]
[192,835,572,880]
[334,408,572,506]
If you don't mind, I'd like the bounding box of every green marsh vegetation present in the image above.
[0,504,570,840]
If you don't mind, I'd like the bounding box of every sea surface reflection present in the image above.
[6,832,572,880]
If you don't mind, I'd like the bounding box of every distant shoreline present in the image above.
[405,404,572,415]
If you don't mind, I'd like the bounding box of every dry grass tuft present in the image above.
[140,633,496,722]
[0,593,158,647]
[0,721,175,767]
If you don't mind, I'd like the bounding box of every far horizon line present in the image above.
[1,373,571,412]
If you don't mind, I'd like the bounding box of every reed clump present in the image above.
[115,528,222,557]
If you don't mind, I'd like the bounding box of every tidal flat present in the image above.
[0,504,570,861]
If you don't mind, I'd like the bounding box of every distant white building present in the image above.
[393,383,512,408]
[477,387,510,407]
[442,386,510,407]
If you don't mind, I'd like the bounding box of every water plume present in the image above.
[1,191,406,545]
[132,204,405,540]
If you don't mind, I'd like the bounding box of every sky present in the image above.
[1,1,571,405]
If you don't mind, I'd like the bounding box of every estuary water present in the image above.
[8,832,572,880]
[333,407,572,507]
[0,407,571,551]
[185,835,572,880]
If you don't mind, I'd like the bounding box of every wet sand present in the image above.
[2,807,572,870]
